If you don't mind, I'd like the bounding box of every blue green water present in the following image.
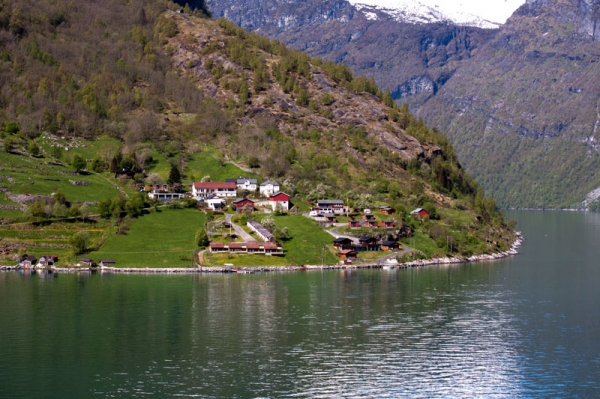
[1,210,599,397]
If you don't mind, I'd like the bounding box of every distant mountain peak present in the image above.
[347,0,527,28]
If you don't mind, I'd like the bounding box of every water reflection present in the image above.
[2,211,600,397]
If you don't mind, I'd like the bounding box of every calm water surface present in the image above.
[1,210,600,398]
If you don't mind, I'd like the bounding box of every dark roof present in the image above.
[381,241,398,246]
[100,259,116,264]
[317,199,344,205]
[260,180,279,186]
[334,237,352,243]
[359,236,377,243]
[233,197,254,205]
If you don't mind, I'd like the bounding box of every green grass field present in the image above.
[203,252,287,267]
[0,151,122,204]
[184,146,261,183]
[87,208,207,268]
[271,215,338,265]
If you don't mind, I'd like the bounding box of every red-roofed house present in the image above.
[233,198,255,213]
[209,242,227,253]
[192,182,237,199]
[269,192,290,211]
[228,242,245,252]
[245,242,262,253]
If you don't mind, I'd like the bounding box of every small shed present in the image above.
[382,220,395,228]
[381,241,400,251]
[379,206,396,215]
[38,255,55,266]
[338,250,358,259]
[410,208,431,219]
[20,255,37,268]
[79,258,96,267]
[348,220,361,228]
[99,260,116,267]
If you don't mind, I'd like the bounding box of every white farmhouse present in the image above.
[259,180,280,197]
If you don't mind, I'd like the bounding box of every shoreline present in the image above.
[1,233,524,274]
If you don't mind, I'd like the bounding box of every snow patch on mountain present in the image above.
[348,0,526,29]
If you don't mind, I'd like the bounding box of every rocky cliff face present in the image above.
[204,0,600,208]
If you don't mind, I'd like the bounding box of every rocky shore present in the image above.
[1,234,523,274]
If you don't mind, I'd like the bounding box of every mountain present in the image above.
[418,0,600,207]
[205,0,600,208]
[346,0,526,29]
[0,0,516,260]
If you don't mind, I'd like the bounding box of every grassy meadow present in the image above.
[88,208,207,268]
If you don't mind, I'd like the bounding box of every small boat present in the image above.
[382,264,395,270]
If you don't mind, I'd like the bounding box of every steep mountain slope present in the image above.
[418,0,600,207]
[205,0,600,208]
[206,0,496,110]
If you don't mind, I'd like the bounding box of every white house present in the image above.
[226,178,258,192]
[192,182,237,199]
[259,180,280,197]
[205,195,225,211]
[316,199,345,214]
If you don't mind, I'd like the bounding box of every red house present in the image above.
[410,208,431,219]
[382,220,395,228]
[269,192,290,211]
[233,198,255,213]
[348,220,361,228]
[365,220,378,227]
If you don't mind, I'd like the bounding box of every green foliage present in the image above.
[27,141,40,157]
[195,228,209,247]
[71,154,86,173]
[69,232,88,255]
[3,121,19,135]
[167,164,181,186]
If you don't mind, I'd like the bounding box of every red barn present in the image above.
[233,198,255,213]
[410,208,431,219]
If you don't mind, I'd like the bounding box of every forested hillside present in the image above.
[204,0,600,209]
[0,0,516,264]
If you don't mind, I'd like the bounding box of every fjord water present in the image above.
[1,211,599,398]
